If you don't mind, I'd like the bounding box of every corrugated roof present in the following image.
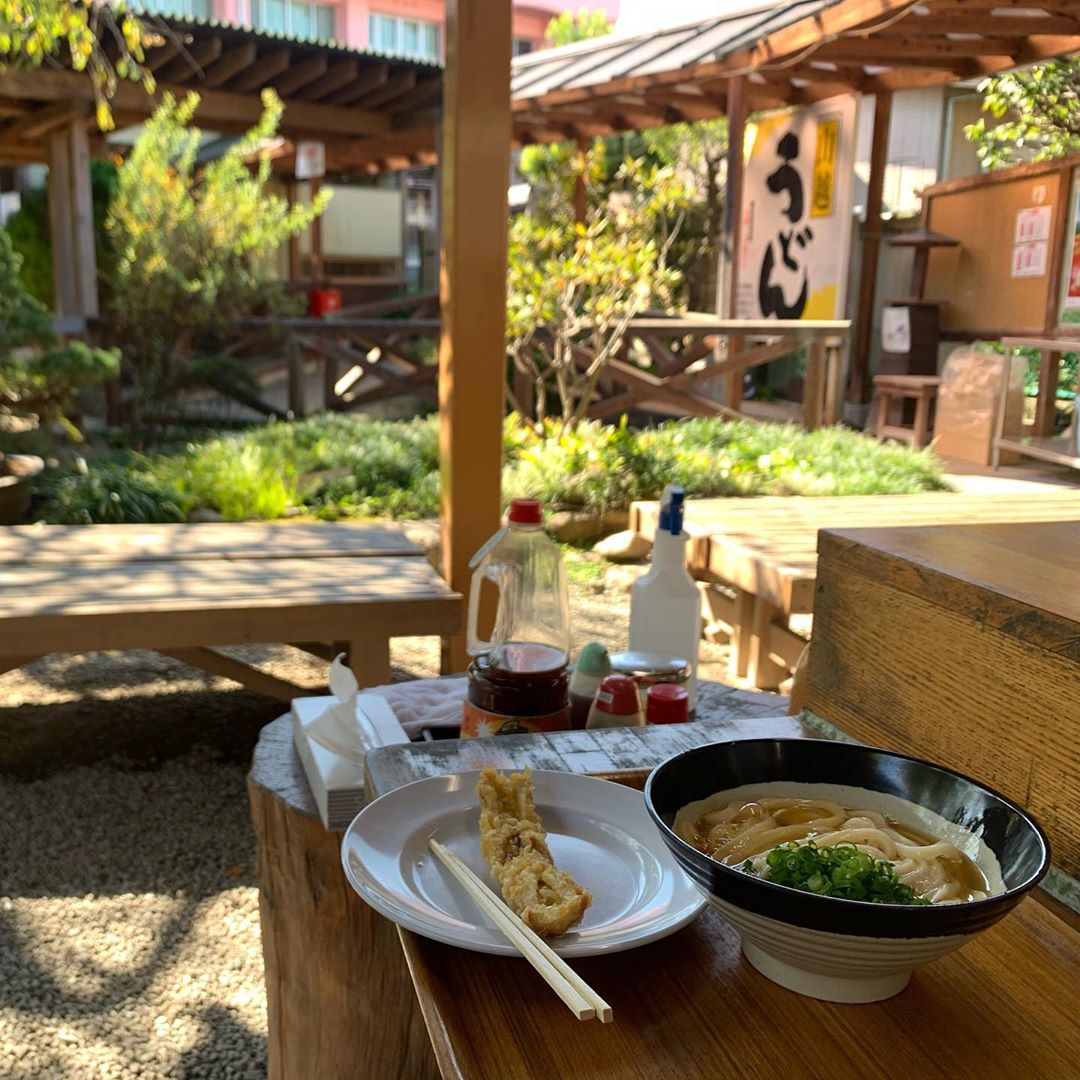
[511,1,832,99]
[135,9,442,70]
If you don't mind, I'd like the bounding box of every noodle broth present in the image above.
[674,792,991,904]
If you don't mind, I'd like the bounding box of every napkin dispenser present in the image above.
[291,655,409,830]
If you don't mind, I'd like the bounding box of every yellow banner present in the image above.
[811,118,839,218]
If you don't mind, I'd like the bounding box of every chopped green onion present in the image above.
[746,840,930,905]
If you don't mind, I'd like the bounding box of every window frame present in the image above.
[367,11,441,61]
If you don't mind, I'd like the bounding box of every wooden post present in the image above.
[849,91,892,405]
[1034,349,1060,436]
[286,180,302,281]
[722,76,746,412]
[68,121,99,318]
[309,177,324,287]
[46,128,77,317]
[438,0,512,672]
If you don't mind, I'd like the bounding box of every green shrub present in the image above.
[32,413,948,524]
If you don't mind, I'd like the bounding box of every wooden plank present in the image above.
[1034,350,1062,436]
[438,0,511,672]
[297,59,359,102]
[0,522,425,564]
[200,42,259,90]
[808,523,1080,876]
[850,90,891,404]
[157,646,303,700]
[273,54,328,97]
[230,48,291,94]
[0,555,461,657]
[399,894,1079,1080]
[721,72,745,418]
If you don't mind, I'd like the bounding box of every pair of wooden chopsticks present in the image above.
[428,839,613,1023]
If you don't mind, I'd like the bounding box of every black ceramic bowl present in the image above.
[644,739,1051,1001]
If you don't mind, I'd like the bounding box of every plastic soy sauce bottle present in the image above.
[461,499,572,738]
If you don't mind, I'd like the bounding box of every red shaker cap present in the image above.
[594,674,640,715]
[508,498,543,524]
[646,683,689,724]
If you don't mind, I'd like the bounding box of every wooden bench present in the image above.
[631,491,1080,690]
[0,522,461,697]
[873,373,941,448]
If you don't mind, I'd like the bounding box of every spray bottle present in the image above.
[628,484,699,710]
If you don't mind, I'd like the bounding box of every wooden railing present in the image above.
[225,301,851,428]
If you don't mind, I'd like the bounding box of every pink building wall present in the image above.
[210,0,619,53]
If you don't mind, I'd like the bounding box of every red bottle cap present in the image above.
[508,498,543,524]
[646,683,689,724]
[594,674,641,715]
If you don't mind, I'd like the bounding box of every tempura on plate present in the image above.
[476,768,592,936]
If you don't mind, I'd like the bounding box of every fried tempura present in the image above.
[477,768,592,936]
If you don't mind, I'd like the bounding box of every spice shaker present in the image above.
[568,642,611,730]
[586,674,645,729]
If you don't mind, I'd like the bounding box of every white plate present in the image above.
[341,770,706,956]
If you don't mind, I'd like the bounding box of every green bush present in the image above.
[32,413,948,524]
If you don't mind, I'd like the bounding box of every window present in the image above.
[512,38,534,57]
[252,0,335,42]
[368,13,441,61]
[150,0,213,17]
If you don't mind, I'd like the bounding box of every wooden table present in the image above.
[250,680,1080,1079]
[632,490,1080,689]
[808,519,1080,882]
[0,522,461,693]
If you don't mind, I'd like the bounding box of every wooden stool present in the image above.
[872,374,941,448]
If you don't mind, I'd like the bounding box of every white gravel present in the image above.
[0,564,753,1078]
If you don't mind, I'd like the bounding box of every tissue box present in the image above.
[291,693,409,830]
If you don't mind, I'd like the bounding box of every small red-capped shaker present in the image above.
[646,683,690,725]
[586,674,644,729]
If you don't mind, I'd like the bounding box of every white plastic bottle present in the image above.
[628,485,699,710]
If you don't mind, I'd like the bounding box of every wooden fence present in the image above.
[230,298,850,429]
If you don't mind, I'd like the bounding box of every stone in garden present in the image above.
[592,530,652,561]
[188,507,224,523]
[546,510,605,543]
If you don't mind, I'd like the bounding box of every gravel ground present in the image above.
[0,559,757,1079]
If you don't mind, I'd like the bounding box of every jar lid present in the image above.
[609,650,690,679]
[646,683,690,724]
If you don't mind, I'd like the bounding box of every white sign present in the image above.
[736,95,858,321]
[1011,240,1048,278]
[1014,205,1051,244]
[881,306,911,353]
[295,140,326,180]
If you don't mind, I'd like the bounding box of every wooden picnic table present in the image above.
[631,490,1080,690]
[0,522,461,695]
[248,679,1080,1080]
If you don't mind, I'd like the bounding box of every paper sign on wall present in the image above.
[1014,205,1051,244]
[295,141,326,180]
[881,307,911,353]
[1012,241,1048,278]
[736,95,857,321]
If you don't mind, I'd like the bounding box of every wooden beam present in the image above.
[438,0,511,672]
[815,37,1025,63]
[273,54,328,96]
[200,42,259,90]
[0,69,390,139]
[156,35,224,85]
[906,14,1080,35]
[324,63,389,106]
[145,40,180,72]
[230,48,291,93]
[386,76,443,115]
[722,75,746,413]
[157,647,302,701]
[6,100,86,141]
[354,71,417,111]
[850,90,892,406]
[297,59,359,102]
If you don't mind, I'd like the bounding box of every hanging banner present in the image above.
[736,95,858,321]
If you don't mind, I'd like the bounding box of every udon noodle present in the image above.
[675,795,988,904]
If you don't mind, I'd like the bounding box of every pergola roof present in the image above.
[510,0,1080,140]
[0,12,441,171]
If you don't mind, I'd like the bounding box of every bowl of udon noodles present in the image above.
[644,738,1050,1003]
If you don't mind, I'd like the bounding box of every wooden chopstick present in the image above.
[428,839,613,1023]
